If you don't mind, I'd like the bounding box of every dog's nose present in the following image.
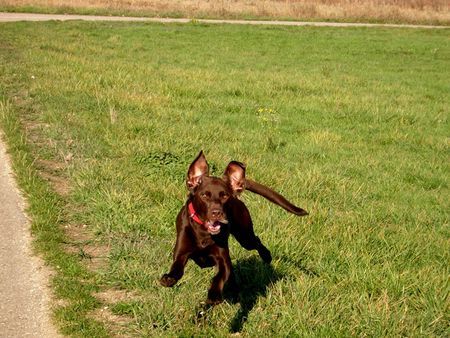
[211,209,222,219]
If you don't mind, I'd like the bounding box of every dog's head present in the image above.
[186,151,245,234]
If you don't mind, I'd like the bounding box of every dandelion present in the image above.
[256,107,283,151]
[257,107,279,124]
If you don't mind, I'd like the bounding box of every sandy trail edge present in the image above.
[0,133,61,338]
[0,12,448,28]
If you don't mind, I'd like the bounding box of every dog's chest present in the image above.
[196,236,214,248]
[193,230,229,250]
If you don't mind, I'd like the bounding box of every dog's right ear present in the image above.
[186,151,209,191]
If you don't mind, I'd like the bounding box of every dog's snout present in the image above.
[211,209,222,218]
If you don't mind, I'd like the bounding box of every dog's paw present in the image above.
[160,274,177,287]
[206,297,223,305]
[257,246,272,264]
[206,290,223,305]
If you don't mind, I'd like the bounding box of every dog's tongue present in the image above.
[206,221,222,235]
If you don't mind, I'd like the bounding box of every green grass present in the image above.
[0,21,449,337]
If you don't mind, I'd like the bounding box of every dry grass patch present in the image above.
[87,306,135,337]
[95,288,140,304]
[90,289,140,337]
[63,223,111,271]
[36,159,71,196]
[1,0,449,24]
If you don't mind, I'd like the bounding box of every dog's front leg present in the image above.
[160,252,189,287]
[160,228,192,287]
[207,247,232,305]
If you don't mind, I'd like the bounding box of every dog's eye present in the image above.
[220,192,229,200]
[201,192,211,199]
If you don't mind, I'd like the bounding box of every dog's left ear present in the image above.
[223,161,246,195]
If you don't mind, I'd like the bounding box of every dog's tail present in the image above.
[246,179,308,216]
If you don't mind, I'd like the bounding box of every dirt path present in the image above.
[0,134,61,338]
[0,12,448,29]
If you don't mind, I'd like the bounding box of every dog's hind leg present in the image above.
[231,222,272,264]
[228,199,272,264]
[234,231,272,264]
[254,236,272,264]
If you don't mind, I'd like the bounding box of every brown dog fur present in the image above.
[160,151,307,304]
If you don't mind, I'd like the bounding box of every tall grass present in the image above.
[0,0,449,24]
[0,20,449,336]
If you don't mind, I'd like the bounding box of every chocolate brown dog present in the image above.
[160,151,308,304]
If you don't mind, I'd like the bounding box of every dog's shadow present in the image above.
[224,256,283,333]
[194,255,317,332]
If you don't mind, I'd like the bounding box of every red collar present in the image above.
[188,202,204,225]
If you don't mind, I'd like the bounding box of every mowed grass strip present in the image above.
[0,21,449,336]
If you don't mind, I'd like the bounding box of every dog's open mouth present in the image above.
[205,220,228,235]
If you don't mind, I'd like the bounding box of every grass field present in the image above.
[1,0,449,25]
[0,20,449,336]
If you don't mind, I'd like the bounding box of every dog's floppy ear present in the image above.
[223,161,246,194]
[187,151,209,191]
